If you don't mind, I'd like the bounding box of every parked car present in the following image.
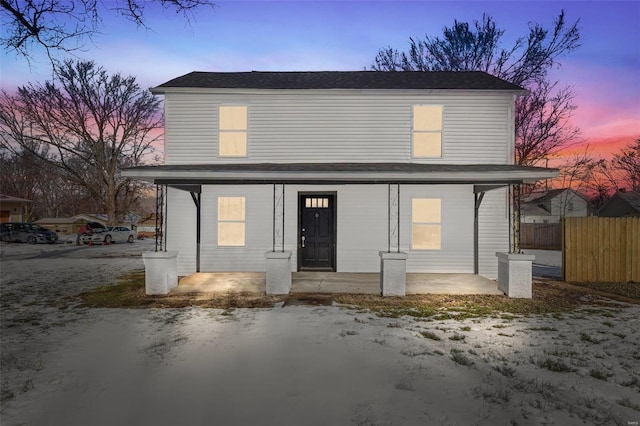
[0,222,58,244]
[81,226,135,244]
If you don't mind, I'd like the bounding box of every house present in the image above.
[598,190,640,217]
[71,214,108,228]
[0,194,32,223]
[521,188,590,223]
[71,213,140,229]
[123,71,557,296]
[35,217,88,235]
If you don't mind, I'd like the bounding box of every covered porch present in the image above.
[173,272,503,295]
[125,163,558,298]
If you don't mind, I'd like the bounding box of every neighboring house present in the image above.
[123,71,556,287]
[0,195,32,223]
[598,190,640,217]
[71,213,140,229]
[521,188,590,223]
[72,214,108,228]
[35,217,89,235]
[36,212,143,235]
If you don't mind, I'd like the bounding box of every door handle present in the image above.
[301,235,305,248]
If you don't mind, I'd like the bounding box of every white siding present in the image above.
[284,185,388,272]
[200,185,272,271]
[168,184,504,277]
[401,185,474,273]
[163,91,511,165]
[550,192,589,217]
[478,188,510,279]
[166,187,197,276]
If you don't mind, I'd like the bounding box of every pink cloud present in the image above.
[552,62,639,140]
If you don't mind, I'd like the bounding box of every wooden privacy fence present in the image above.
[563,217,640,283]
[521,223,562,250]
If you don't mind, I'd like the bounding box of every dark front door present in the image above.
[299,193,336,271]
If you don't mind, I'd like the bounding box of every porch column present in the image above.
[272,183,285,252]
[474,191,485,275]
[387,183,400,253]
[154,183,166,252]
[190,190,202,273]
[473,184,508,275]
[381,184,407,296]
[266,183,291,295]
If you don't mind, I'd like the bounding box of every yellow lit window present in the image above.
[219,106,247,156]
[413,105,443,158]
[412,198,441,250]
[218,197,245,246]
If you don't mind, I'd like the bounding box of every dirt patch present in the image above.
[80,274,635,318]
[80,272,285,309]
[559,280,640,302]
[283,294,334,306]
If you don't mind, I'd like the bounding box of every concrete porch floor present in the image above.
[173,272,503,295]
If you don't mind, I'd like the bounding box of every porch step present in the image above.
[283,293,334,307]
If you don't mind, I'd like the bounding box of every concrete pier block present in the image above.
[142,251,178,295]
[265,251,292,295]
[496,252,535,298]
[379,251,408,296]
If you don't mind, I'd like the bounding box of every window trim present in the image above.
[412,105,444,159]
[218,105,248,158]
[217,196,246,247]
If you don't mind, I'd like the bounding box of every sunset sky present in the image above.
[1,0,638,160]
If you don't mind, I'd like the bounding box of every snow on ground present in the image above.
[524,249,562,267]
[525,249,562,280]
[1,240,639,426]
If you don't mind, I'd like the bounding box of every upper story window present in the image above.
[219,106,247,157]
[412,105,443,158]
[412,198,441,250]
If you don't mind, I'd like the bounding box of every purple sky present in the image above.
[1,1,638,156]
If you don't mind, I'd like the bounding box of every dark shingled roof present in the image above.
[617,190,640,213]
[153,71,525,91]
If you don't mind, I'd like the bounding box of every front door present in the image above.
[299,193,336,271]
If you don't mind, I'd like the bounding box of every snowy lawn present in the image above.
[1,240,639,426]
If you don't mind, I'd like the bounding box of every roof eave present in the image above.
[150,86,527,96]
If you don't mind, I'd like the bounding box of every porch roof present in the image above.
[123,162,558,185]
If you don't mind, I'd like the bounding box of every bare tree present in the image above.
[515,80,581,166]
[0,59,160,225]
[611,138,640,191]
[1,0,215,60]
[371,11,581,166]
[370,11,581,251]
[550,139,640,210]
[0,145,87,219]
[371,12,579,84]
[547,146,598,216]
